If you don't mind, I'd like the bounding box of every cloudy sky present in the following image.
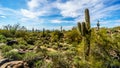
[0,0,120,30]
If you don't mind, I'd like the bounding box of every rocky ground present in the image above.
[0,43,29,68]
[0,43,4,60]
[0,51,3,60]
[0,61,29,68]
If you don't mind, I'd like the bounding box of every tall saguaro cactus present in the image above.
[77,8,91,61]
[85,9,90,29]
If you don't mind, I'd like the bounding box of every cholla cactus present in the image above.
[77,8,91,61]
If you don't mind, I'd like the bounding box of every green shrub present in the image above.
[4,51,23,60]
[23,52,44,62]
[17,38,27,45]
[34,60,53,68]
[6,38,13,41]
[47,51,69,68]
[0,45,13,53]
[0,35,6,43]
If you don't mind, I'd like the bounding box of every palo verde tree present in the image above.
[3,23,26,38]
[77,8,91,61]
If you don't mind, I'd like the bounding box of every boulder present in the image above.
[0,61,29,68]
[6,40,18,45]
[0,58,9,66]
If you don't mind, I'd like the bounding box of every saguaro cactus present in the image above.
[97,20,100,30]
[77,8,91,61]
[42,28,45,37]
[60,26,63,32]
[85,9,90,29]
[32,28,34,32]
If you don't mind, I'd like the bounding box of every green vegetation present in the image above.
[0,9,120,68]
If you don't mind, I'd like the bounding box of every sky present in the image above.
[0,0,120,30]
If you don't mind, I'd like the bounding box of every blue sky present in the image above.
[0,0,120,30]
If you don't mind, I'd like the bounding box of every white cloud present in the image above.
[27,0,48,10]
[55,0,120,23]
[56,0,93,17]
[21,9,47,18]
[51,20,62,23]
[62,25,74,30]
[27,0,40,10]
[56,0,81,17]
[51,19,73,23]
[0,15,6,18]
[0,7,21,16]
[0,0,120,29]
[21,9,37,18]
[92,19,120,28]
[115,20,120,23]
[21,0,52,19]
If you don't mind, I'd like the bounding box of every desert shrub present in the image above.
[17,38,27,45]
[11,44,20,49]
[64,28,82,44]
[72,41,79,47]
[24,35,37,45]
[34,40,42,46]
[46,44,51,48]
[11,44,30,50]
[23,52,37,61]
[0,34,6,43]
[4,51,23,60]
[6,37,13,41]
[78,60,90,68]
[34,60,44,68]
[73,56,81,68]
[19,45,29,50]
[52,45,58,50]
[111,60,120,66]
[34,60,53,68]
[27,45,34,50]
[47,51,69,68]
[0,30,12,37]
[15,30,27,38]
[26,38,35,45]
[23,52,44,67]
[23,52,44,61]
[0,45,13,53]
[50,30,63,42]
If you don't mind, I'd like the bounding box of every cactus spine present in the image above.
[77,8,91,61]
